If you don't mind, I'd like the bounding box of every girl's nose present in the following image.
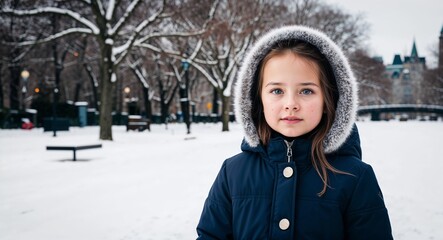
[284,96,299,110]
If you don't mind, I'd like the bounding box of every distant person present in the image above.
[21,118,34,130]
[196,25,393,239]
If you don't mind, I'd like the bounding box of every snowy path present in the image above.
[0,122,442,239]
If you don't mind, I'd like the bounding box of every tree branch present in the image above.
[108,0,143,35]
[3,28,94,46]
[94,0,106,16]
[112,0,165,65]
[1,7,100,35]
[136,42,218,65]
[105,0,117,21]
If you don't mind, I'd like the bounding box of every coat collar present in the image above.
[241,136,312,166]
[240,124,362,165]
[267,136,312,165]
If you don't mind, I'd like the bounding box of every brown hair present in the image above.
[251,40,348,196]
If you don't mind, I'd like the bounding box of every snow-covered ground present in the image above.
[0,121,442,240]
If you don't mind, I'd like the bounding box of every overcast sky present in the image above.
[325,0,443,67]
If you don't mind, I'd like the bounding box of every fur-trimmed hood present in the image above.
[234,25,358,153]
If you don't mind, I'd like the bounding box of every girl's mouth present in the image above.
[281,117,302,123]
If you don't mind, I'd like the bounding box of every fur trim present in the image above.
[234,25,358,153]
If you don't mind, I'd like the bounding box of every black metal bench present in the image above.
[46,144,102,161]
[126,115,150,132]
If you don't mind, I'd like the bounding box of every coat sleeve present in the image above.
[345,164,393,240]
[196,161,233,240]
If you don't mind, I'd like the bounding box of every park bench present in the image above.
[46,144,102,161]
[126,115,150,132]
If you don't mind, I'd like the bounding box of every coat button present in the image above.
[283,167,293,178]
[279,218,290,230]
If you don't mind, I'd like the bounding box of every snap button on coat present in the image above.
[283,166,293,178]
[279,218,290,230]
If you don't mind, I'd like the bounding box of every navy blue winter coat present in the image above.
[196,126,392,239]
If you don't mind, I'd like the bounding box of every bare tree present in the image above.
[2,0,373,132]
[350,49,392,105]
[1,0,218,140]
[422,68,443,105]
[126,54,154,120]
[278,0,369,54]
[141,0,271,131]
[420,41,443,105]
[125,52,180,125]
[0,0,43,112]
[145,0,368,131]
[192,0,265,131]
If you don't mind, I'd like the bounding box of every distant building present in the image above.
[385,40,427,104]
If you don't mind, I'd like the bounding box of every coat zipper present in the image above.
[284,140,293,162]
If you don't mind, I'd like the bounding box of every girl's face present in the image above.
[261,52,324,138]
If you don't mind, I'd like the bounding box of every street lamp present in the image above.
[21,70,30,111]
[21,69,30,79]
[52,86,59,137]
[124,86,131,95]
[123,87,131,114]
[181,59,191,134]
[181,59,190,71]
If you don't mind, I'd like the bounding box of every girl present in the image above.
[197,26,392,239]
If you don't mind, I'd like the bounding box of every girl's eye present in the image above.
[300,89,313,95]
[271,89,284,95]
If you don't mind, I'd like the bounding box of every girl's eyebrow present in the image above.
[264,81,284,87]
[299,82,320,87]
[264,81,320,87]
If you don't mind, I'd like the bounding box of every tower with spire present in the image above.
[385,39,426,104]
[403,39,426,65]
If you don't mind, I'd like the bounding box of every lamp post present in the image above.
[20,70,30,111]
[124,87,130,114]
[52,86,59,137]
[181,59,191,134]
[124,86,131,97]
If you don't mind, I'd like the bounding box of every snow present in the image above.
[113,40,132,59]
[134,68,149,89]
[110,73,117,83]
[32,7,100,35]
[0,121,442,239]
[223,87,231,97]
[105,38,114,45]
[105,0,116,21]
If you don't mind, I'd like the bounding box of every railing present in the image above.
[357,104,443,121]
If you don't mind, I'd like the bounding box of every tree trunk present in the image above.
[99,44,114,140]
[50,14,62,136]
[83,63,99,110]
[74,82,81,102]
[0,63,3,108]
[158,79,168,123]
[160,91,168,123]
[179,84,191,134]
[52,40,61,108]
[142,87,152,120]
[8,66,20,110]
[184,69,191,134]
[99,72,114,140]
[221,94,230,132]
[212,86,219,115]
